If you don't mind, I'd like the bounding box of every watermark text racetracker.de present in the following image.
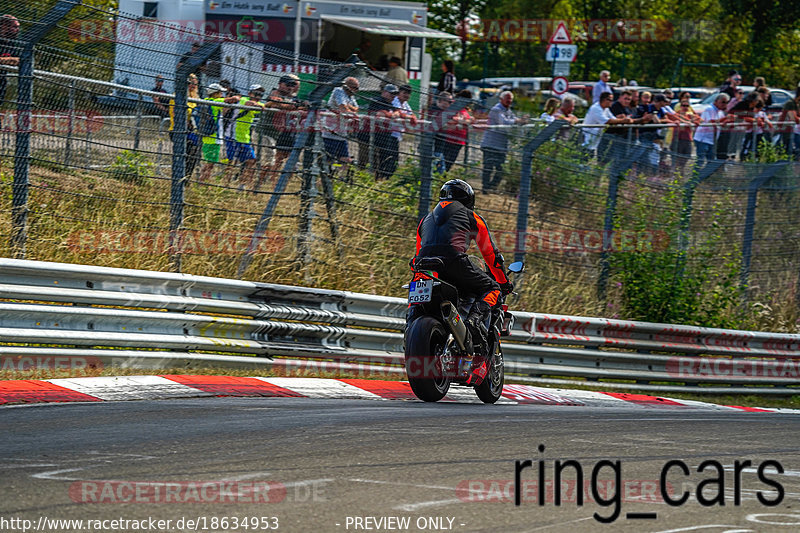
[68,479,326,504]
[66,230,285,256]
[0,515,279,532]
[494,229,669,254]
[1,356,102,372]
[458,19,722,42]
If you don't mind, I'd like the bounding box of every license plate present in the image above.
[408,279,433,303]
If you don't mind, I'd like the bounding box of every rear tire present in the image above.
[405,316,451,402]
[475,338,504,404]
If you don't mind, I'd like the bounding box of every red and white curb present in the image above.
[1,376,798,412]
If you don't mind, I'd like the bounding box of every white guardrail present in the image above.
[1,259,799,395]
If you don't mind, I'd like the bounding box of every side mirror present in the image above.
[507,261,524,273]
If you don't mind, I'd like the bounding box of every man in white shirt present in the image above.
[693,93,730,161]
[391,84,417,143]
[582,91,632,153]
[322,76,359,163]
[592,70,611,104]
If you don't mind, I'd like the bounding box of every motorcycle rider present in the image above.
[410,179,513,355]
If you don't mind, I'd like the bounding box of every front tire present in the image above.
[405,316,451,402]
[475,339,504,404]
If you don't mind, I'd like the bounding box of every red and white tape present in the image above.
[1,376,797,412]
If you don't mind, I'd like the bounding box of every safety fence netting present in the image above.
[1,1,799,327]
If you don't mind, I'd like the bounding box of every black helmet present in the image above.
[439,179,475,210]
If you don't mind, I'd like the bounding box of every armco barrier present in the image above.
[1,259,799,395]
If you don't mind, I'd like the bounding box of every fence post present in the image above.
[514,120,564,264]
[133,93,143,151]
[298,127,321,270]
[10,0,77,259]
[675,159,724,282]
[740,162,788,293]
[237,60,360,278]
[169,42,220,272]
[596,143,647,300]
[64,80,75,167]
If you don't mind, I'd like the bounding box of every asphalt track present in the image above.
[3,396,800,533]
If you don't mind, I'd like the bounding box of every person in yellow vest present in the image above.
[168,74,201,180]
[224,84,266,189]
[197,83,239,183]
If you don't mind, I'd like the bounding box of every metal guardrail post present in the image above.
[169,41,220,272]
[237,59,359,278]
[597,143,647,300]
[514,120,564,264]
[740,162,788,293]
[10,0,77,259]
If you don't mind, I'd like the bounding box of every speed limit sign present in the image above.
[551,76,569,95]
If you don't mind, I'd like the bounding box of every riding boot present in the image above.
[466,301,490,349]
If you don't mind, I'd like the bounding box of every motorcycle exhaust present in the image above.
[440,301,469,353]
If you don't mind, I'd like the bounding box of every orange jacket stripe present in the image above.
[482,290,500,306]
[473,213,508,284]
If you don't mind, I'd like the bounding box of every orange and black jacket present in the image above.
[414,200,508,285]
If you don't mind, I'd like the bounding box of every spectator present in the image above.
[168,74,202,181]
[151,75,169,116]
[323,76,359,165]
[639,91,652,107]
[540,98,560,123]
[672,98,699,170]
[714,70,741,159]
[720,70,741,99]
[355,38,374,70]
[752,76,772,106]
[390,84,417,165]
[630,89,640,109]
[0,14,20,105]
[429,91,454,174]
[694,93,731,162]
[219,79,237,96]
[198,83,231,183]
[218,79,237,165]
[750,100,773,159]
[553,96,579,125]
[438,89,475,172]
[599,90,651,162]
[261,74,305,185]
[583,92,623,152]
[225,84,266,188]
[616,78,628,88]
[635,93,668,169]
[177,42,205,77]
[438,60,456,95]
[369,84,402,180]
[777,93,800,159]
[592,70,611,104]
[733,92,760,160]
[480,90,528,192]
[384,56,408,87]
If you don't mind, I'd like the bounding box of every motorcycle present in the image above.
[403,258,523,403]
